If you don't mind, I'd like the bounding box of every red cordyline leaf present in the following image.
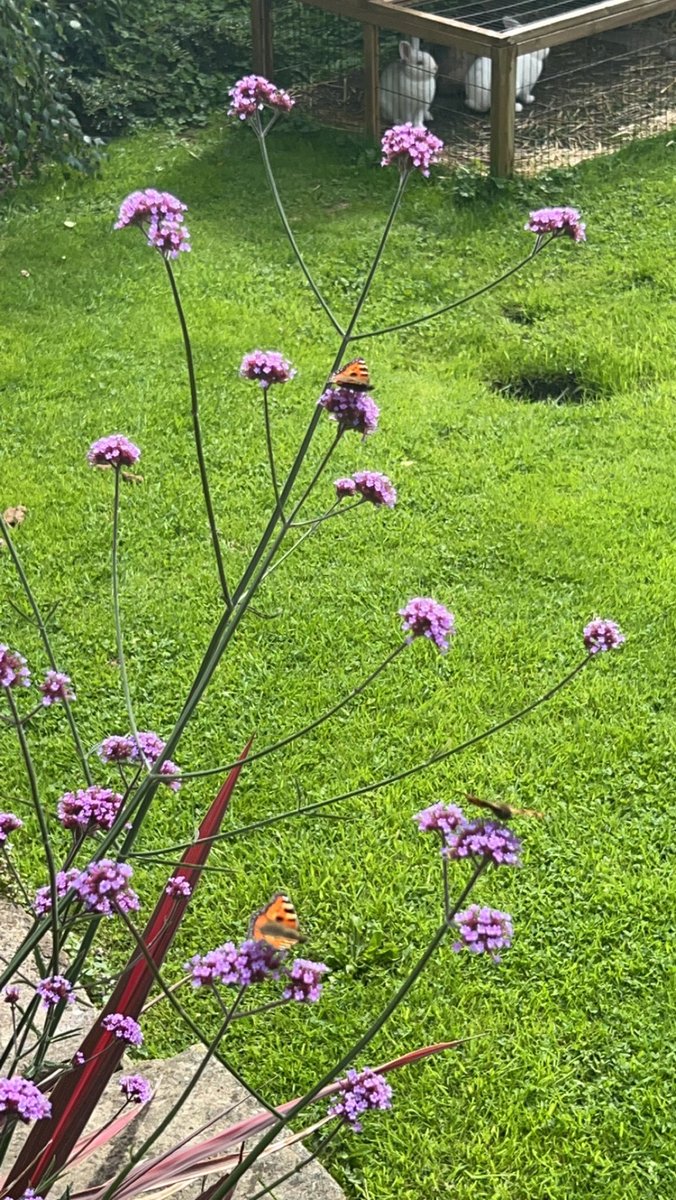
[66,1102,152,1170]
[75,1040,465,1200]
[4,741,254,1199]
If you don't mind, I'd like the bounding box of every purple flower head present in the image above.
[328,1067,393,1132]
[38,670,74,707]
[445,820,521,867]
[57,786,124,834]
[36,975,75,1009]
[119,1074,152,1104]
[400,597,456,653]
[453,904,513,962]
[0,1076,51,1122]
[88,435,141,470]
[583,617,625,655]
[157,759,181,791]
[102,1013,143,1047]
[381,124,443,177]
[228,75,294,121]
[21,1190,44,1200]
[526,207,586,243]
[33,868,79,916]
[352,470,397,509]
[99,735,136,764]
[132,730,166,764]
[0,813,23,844]
[239,350,296,388]
[318,388,380,439]
[334,477,357,500]
[3,986,20,1005]
[73,1051,85,1067]
[185,939,282,990]
[282,958,329,1004]
[74,859,140,917]
[0,645,30,689]
[166,875,192,898]
[115,190,190,259]
[414,802,465,841]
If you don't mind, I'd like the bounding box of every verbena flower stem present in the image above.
[1,848,47,974]
[290,499,362,528]
[263,389,285,522]
[350,237,551,342]
[205,859,488,1200]
[149,641,409,788]
[6,690,60,977]
[442,854,451,920]
[0,994,41,1075]
[0,515,93,785]
[164,260,232,611]
[256,123,344,336]
[245,1119,342,1200]
[132,657,590,858]
[96,989,246,1200]
[111,467,145,764]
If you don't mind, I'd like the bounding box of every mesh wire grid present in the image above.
[272,1,676,172]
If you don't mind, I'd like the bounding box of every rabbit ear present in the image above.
[502,15,521,28]
[410,36,421,51]
[399,40,413,62]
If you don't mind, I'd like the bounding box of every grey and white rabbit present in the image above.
[465,18,549,113]
[380,38,438,127]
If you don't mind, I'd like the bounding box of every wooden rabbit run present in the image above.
[250,0,676,175]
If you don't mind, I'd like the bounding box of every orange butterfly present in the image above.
[465,793,544,821]
[330,358,373,391]
[249,893,305,950]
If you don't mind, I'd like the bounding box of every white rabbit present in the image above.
[465,19,549,113]
[380,38,438,127]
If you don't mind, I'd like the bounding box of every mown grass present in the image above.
[1,121,675,1200]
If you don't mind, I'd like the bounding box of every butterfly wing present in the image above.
[465,793,544,820]
[330,358,373,391]
[249,893,304,950]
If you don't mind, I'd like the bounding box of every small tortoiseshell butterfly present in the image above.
[330,358,373,391]
[249,893,305,950]
[465,793,544,821]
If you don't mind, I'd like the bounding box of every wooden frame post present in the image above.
[251,0,274,77]
[363,23,380,140]
[490,43,517,178]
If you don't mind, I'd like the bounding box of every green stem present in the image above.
[0,515,93,785]
[256,123,344,336]
[246,1120,342,1200]
[163,260,232,610]
[206,859,487,1200]
[263,388,284,522]
[350,239,549,342]
[290,499,362,528]
[111,467,145,765]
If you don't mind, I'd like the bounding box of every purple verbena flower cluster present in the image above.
[57,786,124,834]
[239,350,296,388]
[380,124,443,177]
[453,905,513,962]
[0,645,30,689]
[352,470,397,508]
[115,190,190,259]
[0,813,23,844]
[3,986,20,1005]
[445,820,522,867]
[99,735,136,763]
[328,1067,393,1132]
[88,436,141,470]
[282,958,329,1004]
[400,597,455,653]
[413,802,465,839]
[102,1013,143,1046]
[119,1074,152,1104]
[166,875,192,898]
[73,859,140,917]
[228,75,294,121]
[0,1076,51,1122]
[583,617,625,655]
[318,387,380,438]
[525,207,586,242]
[38,670,74,707]
[98,729,180,787]
[35,975,75,1009]
[33,868,79,916]
[186,939,282,989]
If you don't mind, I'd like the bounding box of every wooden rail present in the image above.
[497,0,676,50]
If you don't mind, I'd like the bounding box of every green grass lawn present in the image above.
[1,120,675,1200]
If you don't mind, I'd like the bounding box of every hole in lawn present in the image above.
[502,303,536,326]
[492,369,601,405]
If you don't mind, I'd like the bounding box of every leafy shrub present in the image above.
[0,0,97,193]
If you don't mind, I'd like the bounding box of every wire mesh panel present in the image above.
[273,0,366,130]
